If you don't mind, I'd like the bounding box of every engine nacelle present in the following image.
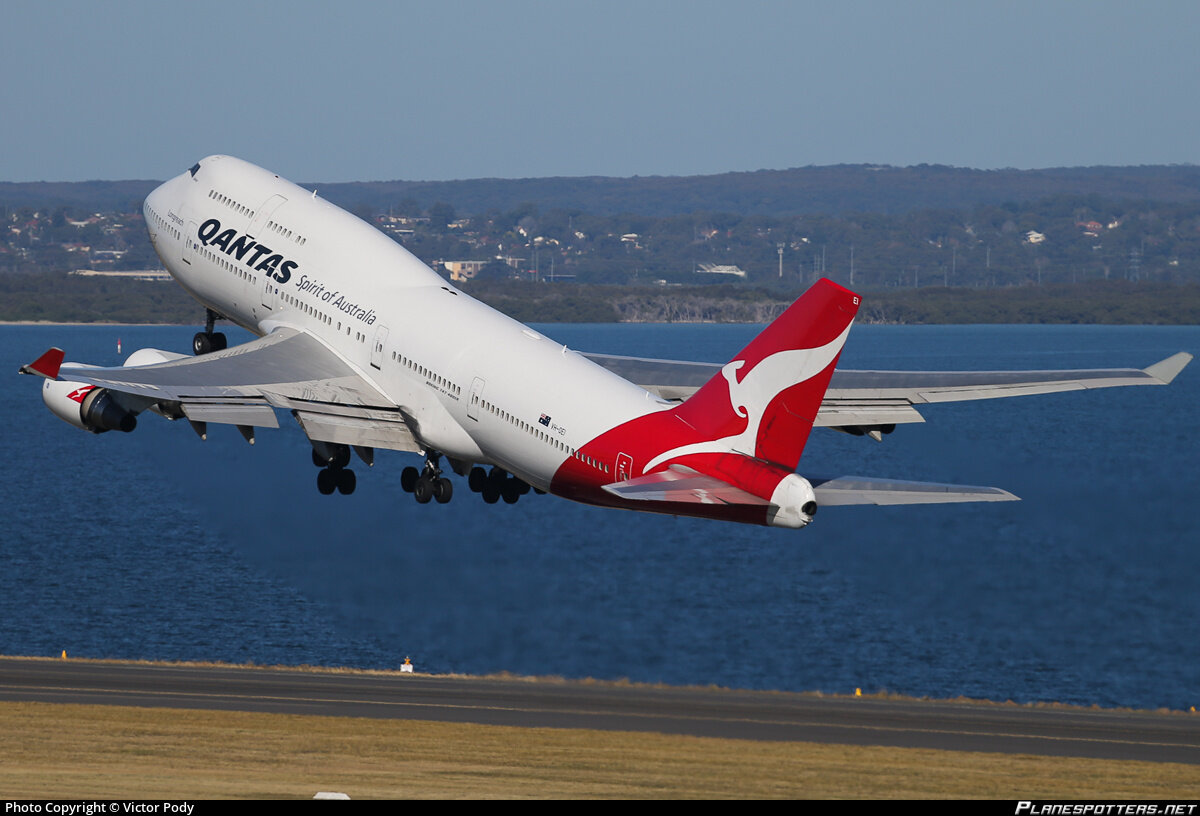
[766,472,818,529]
[42,372,136,434]
[123,348,189,367]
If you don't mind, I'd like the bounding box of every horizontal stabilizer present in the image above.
[601,467,768,506]
[807,475,1019,506]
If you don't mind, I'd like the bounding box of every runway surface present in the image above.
[1,656,1196,763]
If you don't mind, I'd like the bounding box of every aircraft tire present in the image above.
[331,446,351,469]
[414,476,433,504]
[211,332,227,352]
[401,466,419,493]
[515,478,531,495]
[337,469,356,495]
[192,333,212,356]
[434,478,453,503]
[502,481,520,504]
[468,466,487,493]
[482,485,500,504]
[488,467,506,490]
[317,468,337,495]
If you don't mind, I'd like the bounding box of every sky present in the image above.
[3,0,1199,182]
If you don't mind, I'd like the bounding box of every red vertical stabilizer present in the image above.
[669,277,860,470]
[554,278,860,519]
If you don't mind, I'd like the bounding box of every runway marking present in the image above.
[1,683,1193,753]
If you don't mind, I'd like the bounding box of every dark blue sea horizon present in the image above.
[2,322,1197,710]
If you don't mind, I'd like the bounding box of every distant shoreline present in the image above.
[0,321,189,327]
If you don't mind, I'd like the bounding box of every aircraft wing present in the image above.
[583,350,1193,430]
[22,328,421,452]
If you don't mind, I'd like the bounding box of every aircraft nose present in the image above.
[144,180,166,222]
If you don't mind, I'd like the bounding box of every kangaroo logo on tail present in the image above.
[643,322,853,473]
[651,278,859,473]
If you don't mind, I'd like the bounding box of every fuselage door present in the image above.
[183,221,197,265]
[249,194,287,236]
[261,277,276,311]
[371,325,389,370]
[616,452,634,481]
[467,377,485,421]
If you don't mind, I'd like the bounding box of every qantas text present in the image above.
[197,218,297,284]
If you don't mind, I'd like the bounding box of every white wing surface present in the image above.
[583,351,1193,430]
[38,329,420,452]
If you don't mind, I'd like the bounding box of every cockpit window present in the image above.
[188,162,201,177]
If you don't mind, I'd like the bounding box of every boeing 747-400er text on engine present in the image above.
[19,156,1193,528]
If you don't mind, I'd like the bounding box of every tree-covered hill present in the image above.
[6,163,1200,218]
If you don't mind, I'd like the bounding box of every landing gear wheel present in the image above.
[401,466,419,493]
[317,468,337,495]
[193,332,212,356]
[312,445,350,469]
[482,484,500,504]
[210,332,227,351]
[487,467,506,491]
[413,476,433,504]
[502,480,521,504]
[468,466,487,493]
[433,477,453,504]
[337,469,357,495]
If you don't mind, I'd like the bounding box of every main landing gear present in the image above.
[193,308,227,355]
[313,443,356,495]
[400,452,453,504]
[468,466,532,504]
[396,454,544,506]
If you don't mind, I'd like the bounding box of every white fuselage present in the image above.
[143,156,668,492]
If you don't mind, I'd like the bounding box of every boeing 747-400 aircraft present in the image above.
[19,156,1192,528]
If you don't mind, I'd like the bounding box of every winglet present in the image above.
[19,348,64,379]
[1143,352,1192,385]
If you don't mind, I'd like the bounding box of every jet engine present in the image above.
[39,348,187,434]
[42,376,136,433]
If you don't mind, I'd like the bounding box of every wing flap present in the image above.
[293,410,421,452]
[808,475,1019,506]
[181,403,280,429]
[813,401,925,427]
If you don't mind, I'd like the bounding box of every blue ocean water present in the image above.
[1,322,1197,709]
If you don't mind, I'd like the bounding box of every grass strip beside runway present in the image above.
[2,701,1198,799]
